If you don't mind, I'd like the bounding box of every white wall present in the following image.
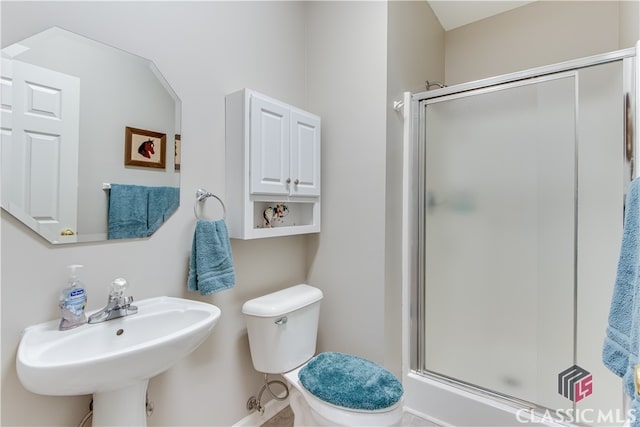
[304,1,389,364]
[619,0,640,49]
[1,1,431,425]
[385,0,444,378]
[298,0,443,386]
[1,2,310,426]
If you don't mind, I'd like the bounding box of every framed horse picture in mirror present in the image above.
[124,126,167,169]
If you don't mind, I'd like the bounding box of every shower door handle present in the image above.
[625,93,634,179]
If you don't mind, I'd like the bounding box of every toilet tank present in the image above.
[242,284,323,374]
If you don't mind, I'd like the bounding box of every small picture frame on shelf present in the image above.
[124,126,166,169]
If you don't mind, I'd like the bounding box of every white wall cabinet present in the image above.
[226,88,321,239]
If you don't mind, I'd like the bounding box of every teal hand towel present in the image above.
[188,220,235,295]
[147,186,179,235]
[108,184,148,239]
[603,177,640,399]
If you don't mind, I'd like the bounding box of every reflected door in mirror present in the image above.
[1,58,80,243]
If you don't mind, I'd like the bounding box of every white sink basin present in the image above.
[16,296,221,426]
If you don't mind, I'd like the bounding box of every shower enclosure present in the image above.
[404,48,637,426]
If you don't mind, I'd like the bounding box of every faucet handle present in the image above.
[109,278,129,297]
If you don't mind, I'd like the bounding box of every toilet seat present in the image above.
[283,363,404,427]
[298,352,403,411]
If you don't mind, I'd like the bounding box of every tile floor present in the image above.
[260,406,438,427]
[260,406,294,427]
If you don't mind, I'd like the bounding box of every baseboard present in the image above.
[233,397,290,427]
[403,405,448,426]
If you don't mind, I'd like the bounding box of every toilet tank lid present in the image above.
[242,284,323,317]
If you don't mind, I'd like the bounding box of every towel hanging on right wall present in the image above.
[603,177,640,425]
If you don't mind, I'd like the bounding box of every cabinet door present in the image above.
[290,111,321,197]
[250,94,290,195]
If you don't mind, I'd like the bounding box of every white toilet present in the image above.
[242,284,404,427]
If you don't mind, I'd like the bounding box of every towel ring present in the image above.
[194,188,226,221]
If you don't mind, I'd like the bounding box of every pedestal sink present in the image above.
[16,296,221,426]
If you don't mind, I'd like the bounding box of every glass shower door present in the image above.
[421,73,577,410]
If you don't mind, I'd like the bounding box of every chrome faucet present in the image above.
[88,278,138,324]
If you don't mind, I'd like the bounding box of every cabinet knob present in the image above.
[286,178,291,184]
[294,179,300,185]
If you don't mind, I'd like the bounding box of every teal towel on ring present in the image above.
[187,219,235,295]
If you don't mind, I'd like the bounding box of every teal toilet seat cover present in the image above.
[298,352,404,411]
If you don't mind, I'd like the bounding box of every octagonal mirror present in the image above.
[1,27,181,244]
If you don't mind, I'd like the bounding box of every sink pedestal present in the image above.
[92,380,149,427]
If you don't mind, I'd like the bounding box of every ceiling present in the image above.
[427,1,537,31]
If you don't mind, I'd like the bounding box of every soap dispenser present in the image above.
[58,264,87,330]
